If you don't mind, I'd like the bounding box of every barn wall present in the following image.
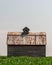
[7,45,46,57]
[0,31,51,56]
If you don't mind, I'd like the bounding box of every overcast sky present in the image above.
[0,0,52,32]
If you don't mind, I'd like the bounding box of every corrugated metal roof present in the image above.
[7,32,46,45]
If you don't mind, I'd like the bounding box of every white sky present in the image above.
[0,0,52,56]
[0,0,52,32]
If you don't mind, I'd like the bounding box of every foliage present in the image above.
[0,56,52,65]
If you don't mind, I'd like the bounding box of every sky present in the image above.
[0,0,52,32]
[0,0,52,56]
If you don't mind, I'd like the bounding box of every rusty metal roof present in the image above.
[7,32,46,35]
[7,32,46,45]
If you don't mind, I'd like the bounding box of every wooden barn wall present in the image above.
[7,45,46,57]
[7,32,46,57]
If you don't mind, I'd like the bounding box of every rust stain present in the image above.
[7,32,46,45]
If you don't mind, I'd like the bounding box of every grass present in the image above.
[0,56,52,65]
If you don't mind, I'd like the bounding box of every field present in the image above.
[0,56,52,65]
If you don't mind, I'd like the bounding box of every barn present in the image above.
[7,32,46,57]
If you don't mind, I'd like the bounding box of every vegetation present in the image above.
[0,56,52,65]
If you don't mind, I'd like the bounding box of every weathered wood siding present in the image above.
[8,45,46,57]
[7,32,46,57]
